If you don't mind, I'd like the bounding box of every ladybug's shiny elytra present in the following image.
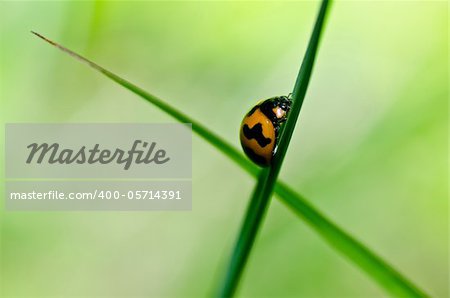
[239,96,291,167]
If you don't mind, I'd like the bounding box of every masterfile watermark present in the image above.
[26,140,170,170]
[6,123,191,179]
[5,123,192,211]
[6,181,191,211]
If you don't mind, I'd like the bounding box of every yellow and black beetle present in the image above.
[240,96,291,167]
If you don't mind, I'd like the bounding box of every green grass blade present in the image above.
[275,182,428,297]
[30,30,260,179]
[31,28,428,297]
[217,168,270,297]
[218,1,330,296]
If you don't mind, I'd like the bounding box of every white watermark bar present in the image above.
[6,181,191,211]
[5,123,192,211]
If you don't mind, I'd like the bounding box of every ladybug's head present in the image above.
[259,96,291,124]
[275,96,291,113]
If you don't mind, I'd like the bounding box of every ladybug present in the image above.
[240,95,291,167]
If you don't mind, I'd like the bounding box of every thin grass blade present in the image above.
[218,0,330,296]
[31,26,428,298]
[275,182,428,297]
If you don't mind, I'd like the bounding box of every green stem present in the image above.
[217,1,330,296]
[275,182,428,297]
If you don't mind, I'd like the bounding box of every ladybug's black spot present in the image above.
[246,105,259,117]
[243,123,271,148]
[243,146,269,167]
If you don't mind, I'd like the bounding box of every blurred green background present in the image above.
[0,1,447,297]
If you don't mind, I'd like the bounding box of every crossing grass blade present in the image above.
[217,0,330,295]
[275,182,428,298]
[31,18,428,297]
